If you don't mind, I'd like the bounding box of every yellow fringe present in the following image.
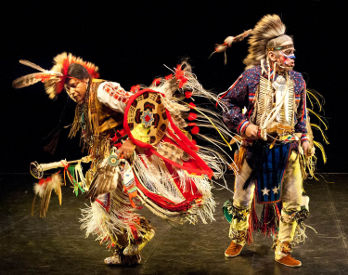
[310,123,330,144]
[313,140,327,164]
[185,102,232,151]
[306,89,323,112]
[308,108,328,130]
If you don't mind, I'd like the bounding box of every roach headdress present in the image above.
[13,52,100,99]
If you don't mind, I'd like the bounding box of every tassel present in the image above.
[188,102,196,109]
[188,122,200,134]
[190,126,200,135]
[188,112,197,121]
[185,91,193,98]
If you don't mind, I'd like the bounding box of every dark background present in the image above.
[1,0,345,175]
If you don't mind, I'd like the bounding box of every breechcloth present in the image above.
[230,148,305,243]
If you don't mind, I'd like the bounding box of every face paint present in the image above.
[281,51,295,60]
[279,51,295,68]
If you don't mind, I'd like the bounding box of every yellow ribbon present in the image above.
[185,102,232,151]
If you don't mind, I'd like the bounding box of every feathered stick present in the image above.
[30,156,91,179]
[209,29,252,64]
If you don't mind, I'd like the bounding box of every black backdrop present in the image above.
[1,0,346,174]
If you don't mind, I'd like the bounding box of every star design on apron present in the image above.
[261,187,270,196]
[272,186,280,195]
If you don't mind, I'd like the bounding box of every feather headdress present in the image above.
[243,14,287,69]
[211,14,289,67]
[13,52,99,99]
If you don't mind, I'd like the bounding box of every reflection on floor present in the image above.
[0,173,347,274]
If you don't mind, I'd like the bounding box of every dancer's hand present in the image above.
[118,139,136,159]
[302,141,312,157]
[244,124,259,140]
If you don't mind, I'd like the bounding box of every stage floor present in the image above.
[1,173,347,274]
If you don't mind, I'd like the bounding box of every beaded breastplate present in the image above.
[253,75,295,130]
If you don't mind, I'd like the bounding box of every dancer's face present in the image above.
[278,46,295,71]
[268,39,295,72]
[65,77,89,104]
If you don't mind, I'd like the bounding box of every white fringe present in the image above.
[133,151,216,224]
[80,192,142,246]
[133,154,185,204]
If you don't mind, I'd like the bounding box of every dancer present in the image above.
[13,53,230,265]
[214,14,322,267]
